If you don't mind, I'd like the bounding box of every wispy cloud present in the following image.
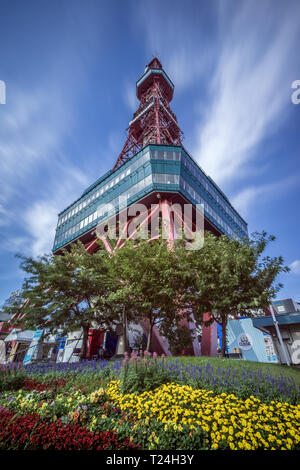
[134,0,300,188]
[0,203,11,227]
[22,167,89,257]
[123,80,138,112]
[290,260,300,275]
[134,1,218,92]
[0,88,74,204]
[231,173,300,217]
[0,3,105,258]
[193,2,300,185]
[0,83,91,257]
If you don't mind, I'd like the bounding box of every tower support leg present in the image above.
[201,313,218,357]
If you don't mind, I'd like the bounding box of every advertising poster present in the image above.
[0,340,6,364]
[23,329,43,365]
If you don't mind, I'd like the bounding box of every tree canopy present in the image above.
[3,242,120,359]
[3,229,289,359]
[175,231,289,356]
[106,237,194,353]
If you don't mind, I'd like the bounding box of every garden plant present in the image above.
[0,354,299,451]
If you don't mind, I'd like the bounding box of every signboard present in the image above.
[9,342,18,363]
[0,340,6,364]
[227,318,278,363]
[263,333,278,362]
[23,329,43,365]
[237,333,253,351]
[272,299,299,315]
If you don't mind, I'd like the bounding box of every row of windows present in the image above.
[181,154,247,233]
[57,151,151,228]
[148,147,246,233]
[152,173,179,184]
[97,174,153,219]
[55,169,245,247]
[180,177,242,239]
[56,211,99,243]
[56,146,247,243]
[54,174,153,246]
[57,169,131,227]
[150,150,181,161]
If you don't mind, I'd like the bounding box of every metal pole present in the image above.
[269,303,290,366]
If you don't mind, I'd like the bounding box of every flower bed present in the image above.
[0,356,300,450]
[0,408,137,450]
[22,377,66,392]
[105,381,300,450]
[1,380,299,450]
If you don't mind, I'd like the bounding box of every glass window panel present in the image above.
[166,174,175,184]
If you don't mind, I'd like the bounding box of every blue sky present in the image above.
[0,0,299,305]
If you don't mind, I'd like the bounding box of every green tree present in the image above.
[107,237,194,353]
[3,241,119,359]
[178,231,289,357]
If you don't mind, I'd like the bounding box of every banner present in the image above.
[23,329,43,365]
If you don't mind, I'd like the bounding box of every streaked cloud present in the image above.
[123,80,138,112]
[134,0,300,188]
[133,0,217,92]
[231,174,300,217]
[22,167,89,257]
[0,3,106,259]
[194,2,300,186]
[0,204,11,227]
[290,260,300,275]
[0,88,74,204]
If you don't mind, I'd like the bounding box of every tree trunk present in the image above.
[122,305,130,353]
[80,325,89,360]
[221,317,227,358]
[146,318,153,352]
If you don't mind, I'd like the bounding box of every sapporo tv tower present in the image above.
[53,58,248,356]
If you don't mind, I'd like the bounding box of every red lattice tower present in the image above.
[113,58,183,171]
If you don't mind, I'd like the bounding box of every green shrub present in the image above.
[120,356,176,394]
[0,369,26,392]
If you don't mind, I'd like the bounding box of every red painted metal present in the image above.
[84,197,205,356]
[113,58,183,171]
[201,313,218,357]
[87,329,105,359]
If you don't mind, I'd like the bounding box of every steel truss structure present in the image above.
[113,58,183,170]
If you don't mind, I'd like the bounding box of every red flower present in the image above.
[0,409,138,450]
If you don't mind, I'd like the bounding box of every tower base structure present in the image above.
[201,314,218,357]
